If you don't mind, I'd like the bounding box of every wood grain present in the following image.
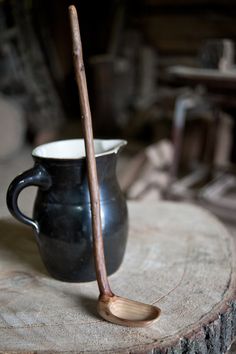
[0,201,235,352]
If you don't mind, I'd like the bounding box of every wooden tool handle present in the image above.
[69,5,112,297]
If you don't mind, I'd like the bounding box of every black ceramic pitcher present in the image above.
[7,139,128,282]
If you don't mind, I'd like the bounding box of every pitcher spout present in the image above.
[97,139,127,157]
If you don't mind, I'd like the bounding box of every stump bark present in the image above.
[0,201,235,353]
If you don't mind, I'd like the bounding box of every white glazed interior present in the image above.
[32,139,127,159]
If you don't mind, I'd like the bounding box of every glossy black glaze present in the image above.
[7,152,128,282]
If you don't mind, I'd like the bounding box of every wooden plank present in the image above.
[146,0,235,6]
[138,14,236,55]
[0,201,235,352]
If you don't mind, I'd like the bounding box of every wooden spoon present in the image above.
[68,5,161,327]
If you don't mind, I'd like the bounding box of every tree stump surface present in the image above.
[0,201,235,353]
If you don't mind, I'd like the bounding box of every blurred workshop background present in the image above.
[0,0,236,225]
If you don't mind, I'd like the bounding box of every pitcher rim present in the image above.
[32,138,127,160]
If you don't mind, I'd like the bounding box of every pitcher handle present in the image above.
[6,164,52,233]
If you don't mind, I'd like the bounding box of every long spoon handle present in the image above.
[69,5,112,297]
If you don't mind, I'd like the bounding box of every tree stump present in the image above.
[0,202,235,353]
